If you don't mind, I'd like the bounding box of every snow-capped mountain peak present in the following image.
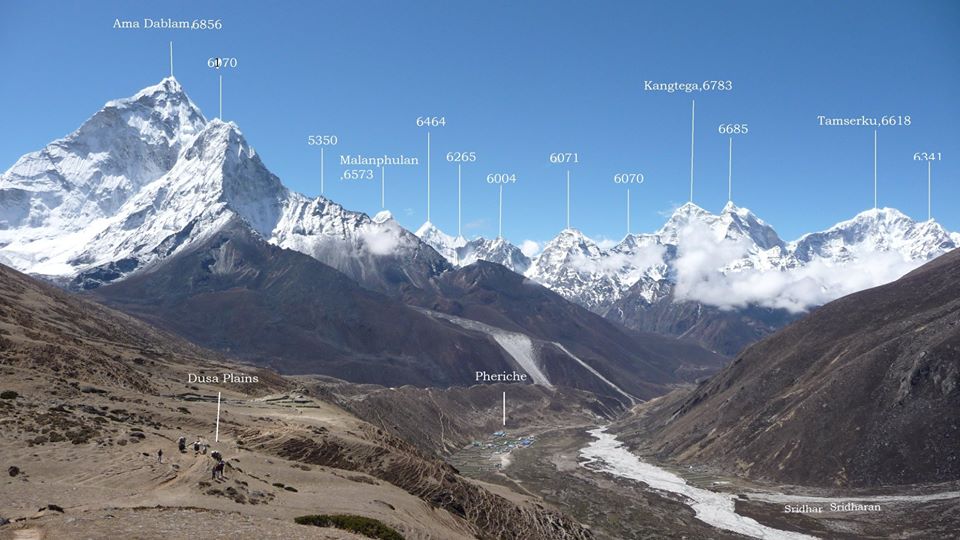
[789,206,955,263]
[459,236,531,274]
[372,209,394,224]
[173,119,287,236]
[524,228,624,309]
[0,78,211,274]
[653,201,782,250]
[527,199,958,315]
[101,76,207,150]
[117,75,183,100]
[414,221,532,272]
[720,200,739,213]
[718,201,784,250]
[415,221,466,262]
[110,76,200,110]
[540,228,603,259]
[44,117,287,286]
[613,232,664,254]
[656,202,717,244]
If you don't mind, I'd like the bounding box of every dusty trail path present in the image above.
[0,383,478,540]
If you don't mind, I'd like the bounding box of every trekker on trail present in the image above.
[212,460,225,480]
[177,436,186,453]
[157,448,163,463]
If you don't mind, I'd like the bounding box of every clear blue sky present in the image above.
[2,1,958,246]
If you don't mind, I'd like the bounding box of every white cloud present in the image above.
[672,221,925,313]
[569,244,667,277]
[594,236,619,250]
[360,221,408,255]
[520,240,541,257]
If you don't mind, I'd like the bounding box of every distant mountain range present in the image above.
[2,77,954,384]
[417,201,958,354]
[0,78,723,397]
[416,221,531,274]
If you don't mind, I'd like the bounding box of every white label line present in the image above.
[426,131,431,222]
[498,183,503,238]
[381,166,386,209]
[320,147,325,196]
[457,163,462,237]
[502,391,506,427]
[873,129,878,209]
[626,188,631,235]
[215,391,221,442]
[169,41,174,77]
[728,136,733,203]
[689,99,696,203]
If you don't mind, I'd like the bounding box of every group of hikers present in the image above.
[177,435,210,455]
[211,450,226,480]
[154,435,226,480]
